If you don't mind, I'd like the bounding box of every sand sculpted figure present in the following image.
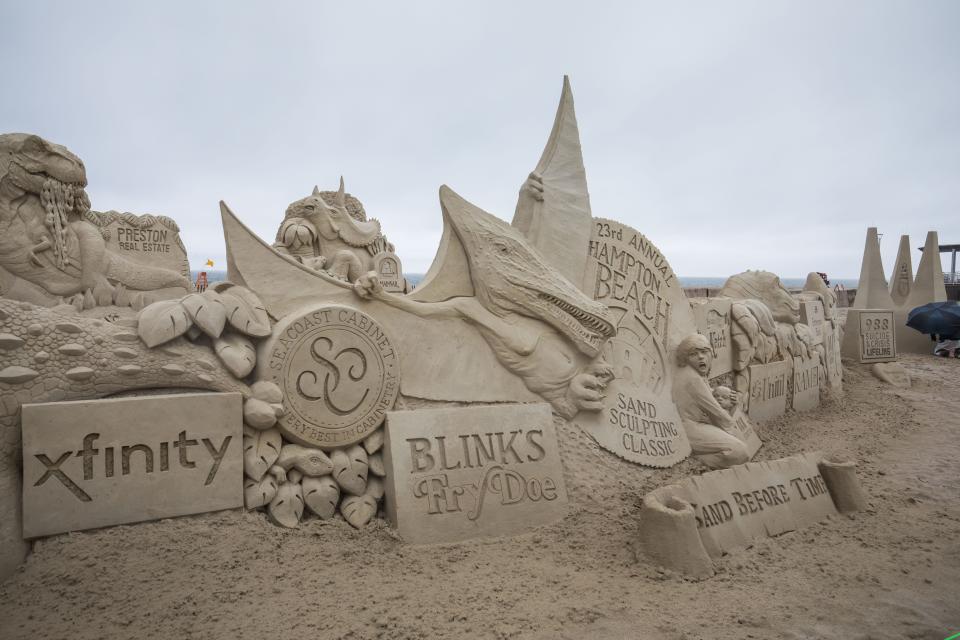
[274,178,392,283]
[719,270,819,395]
[0,134,191,307]
[354,186,616,419]
[672,334,749,469]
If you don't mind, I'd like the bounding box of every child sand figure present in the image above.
[671,334,750,469]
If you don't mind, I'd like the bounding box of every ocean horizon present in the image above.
[191,270,858,290]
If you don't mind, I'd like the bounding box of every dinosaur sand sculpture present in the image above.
[273,179,392,283]
[354,185,616,418]
[0,134,191,307]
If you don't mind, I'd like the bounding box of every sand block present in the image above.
[677,452,838,557]
[822,322,843,391]
[792,356,820,412]
[576,379,691,468]
[22,392,243,539]
[729,408,762,459]
[747,360,791,422]
[383,403,568,544]
[799,300,825,346]
[690,297,734,378]
[373,251,405,293]
[842,309,897,363]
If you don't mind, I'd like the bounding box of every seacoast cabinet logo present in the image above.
[21,393,243,539]
[383,403,569,544]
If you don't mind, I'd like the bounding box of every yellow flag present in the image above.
[205,259,214,267]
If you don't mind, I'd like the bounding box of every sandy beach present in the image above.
[0,354,957,640]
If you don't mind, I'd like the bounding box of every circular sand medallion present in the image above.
[258,305,400,449]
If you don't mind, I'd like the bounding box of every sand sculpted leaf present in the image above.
[302,475,340,520]
[269,477,304,528]
[331,445,368,496]
[243,425,282,481]
[217,286,271,337]
[180,291,227,337]
[340,493,377,529]
[368,452,385,477]
[137,300,192,347]
[244,474,278,510]
[214,332,257,378]
[363,428,384,455]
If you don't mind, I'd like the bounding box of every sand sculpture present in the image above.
[273,179,401,288]
[843,226,947,370]
[0,76,865,581]
[671,334,750,469]
[0,134,191,309]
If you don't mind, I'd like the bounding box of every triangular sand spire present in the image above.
[512,75,593,289]
[312,185,320,196]
[896,230,947,354]
[852,227,894,310]
[906,231,947,308]
[888,234,913,307]
[335,176,346,207]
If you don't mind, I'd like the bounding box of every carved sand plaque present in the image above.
[676,452,838,557]
[799,300,825,346]
[823,322,843,390]
[857,310,897,363]
[21,393,242,538]
[792,356,821,412]
[373,251,405,293]
[747,360,791,422]
[382,403,568,544]
[259,305,400,449]
[728,407,762,459]
[577,379,691,467]
[92,210,190,278]
[690,298,733,378]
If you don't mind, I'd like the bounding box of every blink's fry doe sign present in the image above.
[22,392,243,538]
[382,403,568,544]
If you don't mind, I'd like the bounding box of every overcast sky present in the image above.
[2,1,958,279]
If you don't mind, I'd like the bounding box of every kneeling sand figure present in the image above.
[672,334,749,469]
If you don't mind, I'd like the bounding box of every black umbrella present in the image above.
[906,301,960,340]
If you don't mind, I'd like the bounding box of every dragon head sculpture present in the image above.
[439,185,615,357]
[280,178,382,249]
